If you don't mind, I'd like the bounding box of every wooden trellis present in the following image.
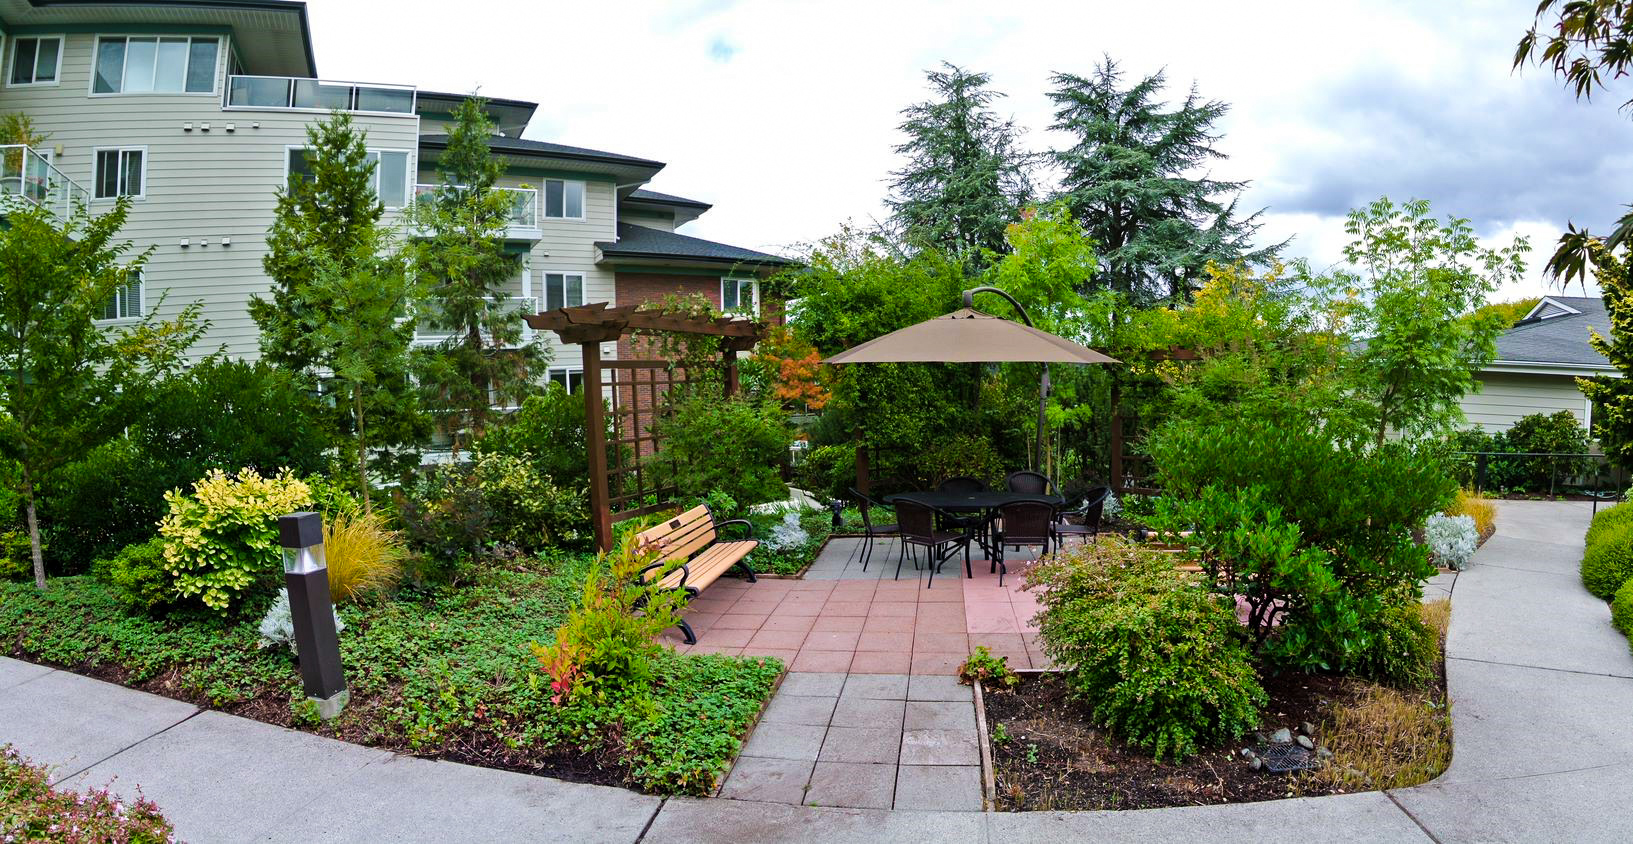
[523,303,767,551]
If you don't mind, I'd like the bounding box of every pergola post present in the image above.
[581,340,613,552]
[722,347,739,398]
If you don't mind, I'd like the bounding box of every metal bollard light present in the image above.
[279,511,348,720]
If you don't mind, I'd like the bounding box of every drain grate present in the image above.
[1258,742,1320,772]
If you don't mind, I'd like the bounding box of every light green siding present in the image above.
[0,31,420,360]
[1460,372,1592,432]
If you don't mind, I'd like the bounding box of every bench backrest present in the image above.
[635,504,719,565]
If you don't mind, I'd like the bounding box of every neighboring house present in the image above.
[1459,296,1619,433]
[0,0,792,397]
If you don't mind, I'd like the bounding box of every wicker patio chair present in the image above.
[1004,470,1056,495]
[993,497,1056,587]
[849,487,901,572]
[1053,485,1112,547]
[893,496,973,588]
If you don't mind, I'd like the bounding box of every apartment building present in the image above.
[0,0,791,391]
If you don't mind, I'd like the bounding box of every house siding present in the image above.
[1,32,420,360]
[1460,372,1591,432]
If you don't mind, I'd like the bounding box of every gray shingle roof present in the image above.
[627,188,711,210]
[418,135,663,169]
[597,223,791,266]
[1494,296,1611,367]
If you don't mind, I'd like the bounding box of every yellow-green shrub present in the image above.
[1586,502,1633,546]
[323,509,405,603]
[1582,521,1633,600]
[1613,577,1633,640]
[1445,489,1496,538]
[158,467,312,612]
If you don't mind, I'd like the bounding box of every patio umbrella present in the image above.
[823,287,1119,474]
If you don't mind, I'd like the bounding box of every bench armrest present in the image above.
[713,518,756,541]
[639,560,690,591]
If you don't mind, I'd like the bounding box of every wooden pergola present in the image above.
[524,303,768,551]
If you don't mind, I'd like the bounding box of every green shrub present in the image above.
[1505,410,1593,488]
[793,442,855,500]
[397,463,493,579]
[1347,592,1441,688]
[1151,418,1453,674]
[474,384,604,490]
[43,359,327,569]
[917,432,1003,488]
[651,390,789,508]
[1587,502,1633,546]
[92,537,172,611]
[472,453,589,550]
[1582,522,1633,600]
[1027,538,1266,761]
[158,467,313,613]
[1613,576,1633,639]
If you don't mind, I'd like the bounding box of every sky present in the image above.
[309,0,1632,303]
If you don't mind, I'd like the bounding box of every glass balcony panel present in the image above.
[228,75,291,108]
[291,79,351,110]
[355,85,414,114]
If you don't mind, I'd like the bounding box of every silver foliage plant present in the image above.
[1425,512,1478,571]
[767,511,810,552]
[257,588,345,653]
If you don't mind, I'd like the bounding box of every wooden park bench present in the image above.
[635,504,759,645]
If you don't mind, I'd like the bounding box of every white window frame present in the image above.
[548,367,583,393]
[88,34,223,97]
[284,145,414,210]
[92,146,147,200]
[7,35,63,88]
[721,277,758,314]
[96,270,144,323]
[542,179,586,220]
[543,271,586,311]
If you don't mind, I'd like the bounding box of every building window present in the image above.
[548,368,583,393]
[94,148,145,199]
[93,36,219,94]
[722,278,756,314]
[545,272,584,311]
[99,272,142,321]
[543,179,585,219]
[286,148,410,209]
[9,36,61,86]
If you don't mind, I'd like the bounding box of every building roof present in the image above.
[419,135,661,168]
[626,188,711,210]
[3,0,317,75]
[597,222,792,268]
[1492,296,1612,369]
[415,92,537,137]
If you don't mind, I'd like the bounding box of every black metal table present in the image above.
[883,491,1064,565]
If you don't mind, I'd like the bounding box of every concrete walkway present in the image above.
[4,500,1632,842]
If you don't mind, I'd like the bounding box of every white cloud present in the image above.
[308,0,1630,301]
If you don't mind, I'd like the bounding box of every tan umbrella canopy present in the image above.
[823,307,1118,365]
[822,288,1120,477]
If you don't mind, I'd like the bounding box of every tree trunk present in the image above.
[23,471,43,590]
[354,383,370,511]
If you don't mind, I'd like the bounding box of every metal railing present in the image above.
[224,75,416,115]
[412,184,537,229]
[1455,451,1627,512]
[414,295,539,340]
[0,144,87,219]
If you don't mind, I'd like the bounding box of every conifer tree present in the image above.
[1579,241,1633,468]
[888,63,1035,269]
[407,96,548,450]
[1049,59,1282,302]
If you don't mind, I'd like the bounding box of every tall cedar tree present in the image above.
[250,112,427,502]
[888,63,1034,269]
[1579,241,1633,468]
[1049,59,1282,303]
[407,96,547,450]
[0,199,201,586]
[1514,0,1633,285]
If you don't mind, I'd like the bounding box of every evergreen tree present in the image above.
[1048,58,1282,302]
[250,112,427,499]
[887,63,1035,269]
[407,96,548,450]
[1579,241,1633,468]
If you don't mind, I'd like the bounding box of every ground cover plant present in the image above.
[0,744,175,843]
[0,549,779,796]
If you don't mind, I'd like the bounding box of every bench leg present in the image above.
[734,559,758,583]
[677,618,697,646]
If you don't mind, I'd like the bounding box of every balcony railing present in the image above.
[224,75,416,115]
[413,183,539,232]
[0,144,88,219]
[414,295,540,340]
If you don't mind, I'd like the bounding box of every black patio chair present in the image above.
[937,476,987,494]
[1005,470,1057,496]
[993,497,1056,587]
[936,475,994,550]
[1053,485,1112,547]
[849,487,901,572]
[893,496,972,588]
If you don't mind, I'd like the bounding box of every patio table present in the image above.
[883,491,1064,563]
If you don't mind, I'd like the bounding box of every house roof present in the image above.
[5,0,317,75]
[415,92,537,137]
[626,189,711,210]
[418,134,664,182]
[1492,296,1612,369]
[596,222,792,269]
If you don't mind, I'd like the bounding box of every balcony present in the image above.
[0,145,88,219]
[413,295,540,344]
[224,75,416,115]
[412,184,540,240]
